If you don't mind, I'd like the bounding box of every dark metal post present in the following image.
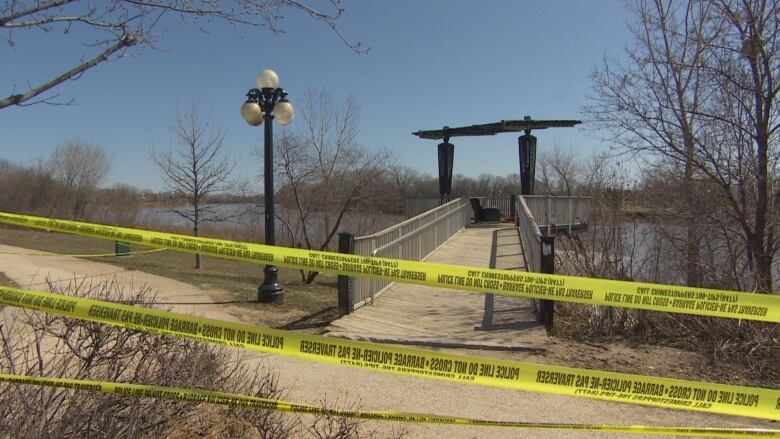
[259,105,284,303]
[510,194,517,222]
[539,235,555,331]
[437,135,454,205]
[519,132,537,196]
[337,232,355,316]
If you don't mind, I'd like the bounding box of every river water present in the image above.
[139,203,404,239]
[565,221,780,292]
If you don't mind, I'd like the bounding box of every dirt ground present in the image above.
[0,243,776,438]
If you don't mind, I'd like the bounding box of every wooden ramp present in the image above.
[326,226,548,350]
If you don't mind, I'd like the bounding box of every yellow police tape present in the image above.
[0,212,777,323]
[0,248,166,258]
[0,286,777,421]
[0,374,776,438]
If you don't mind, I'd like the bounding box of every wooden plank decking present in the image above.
[326,226,548,350]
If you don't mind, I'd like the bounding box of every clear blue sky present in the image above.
[0,1,633,192]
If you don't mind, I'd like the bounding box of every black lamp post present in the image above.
[241,69,294,304]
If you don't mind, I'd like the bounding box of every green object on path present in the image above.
[115,241,131,257]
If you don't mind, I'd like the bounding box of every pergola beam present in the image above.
[412,118,581,139]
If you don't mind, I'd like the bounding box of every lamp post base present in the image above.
[258,265,284,303]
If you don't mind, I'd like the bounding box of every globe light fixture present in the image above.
[240,101,264,126]
[241,68,294,303]
[273,99,294,125]
[257,69,280,88]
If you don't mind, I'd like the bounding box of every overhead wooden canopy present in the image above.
[412,118,582,140]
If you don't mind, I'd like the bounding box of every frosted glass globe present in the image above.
[241,102,264,126]
[257,69,279,89]
[274,101,294,125]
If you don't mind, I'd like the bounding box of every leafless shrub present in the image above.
[306,398,365,439]
[0,278,382,438]
[91,184,142,226]
[556,300,779,382]
[47,140,111,220]
[551,153,779,381]
[0,278,292,437]
[300,398,408,439]
[557,212,779,382]
[0,159,65,217]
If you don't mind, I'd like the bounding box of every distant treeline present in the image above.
[0,150,532,223]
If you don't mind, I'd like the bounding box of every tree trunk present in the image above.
[683,139,701,287]
[755,251,772,293]
[685,223,701,286]
[194,208,201,269]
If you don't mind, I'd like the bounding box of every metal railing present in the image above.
[404,198,442,218]
[516,196,544,272]
[515,195,591,329]
[351,197,472,310]
[472,196,513,218]
[523,195,590,234]
[339,194,590,316]
[404,196,515,219]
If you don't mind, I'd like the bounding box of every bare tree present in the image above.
[47,140,111,219]
[387,165,423,213]
[557,156,779,376]
[273,89,391,283]
[538,145,581,195]
[92,184,141,226]
[699,0,780,293]
[452,174,511,197]
[152,102,236,269]
[0,159,59,215]
[0,1,365,110]
[586,0,779,292]
[586,0,710,287]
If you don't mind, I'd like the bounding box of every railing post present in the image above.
[539,235,555,331]
[398,228,403,260]
[510,194,517,222]
[418,225,422,259]
[547,195,552,225]
[568,197,573,235]
[337,232,355,317]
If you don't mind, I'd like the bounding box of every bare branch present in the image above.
[1,1,365,109]
[0,33,138,109]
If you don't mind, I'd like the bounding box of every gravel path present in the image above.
[0,244,773,438]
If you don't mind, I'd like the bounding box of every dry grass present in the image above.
[0,225,340,331]
[554,303,780,387]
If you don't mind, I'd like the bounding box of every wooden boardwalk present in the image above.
[326,226,548,350]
